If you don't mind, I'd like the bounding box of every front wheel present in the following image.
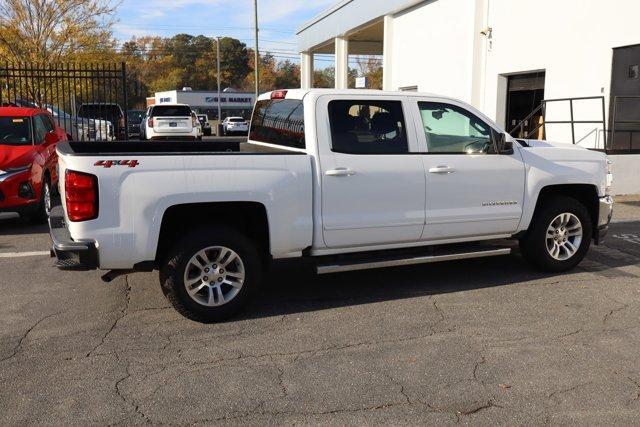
[519,196,592,272]
[160,227,262,323]
[28,177,51,223]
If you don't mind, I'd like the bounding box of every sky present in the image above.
[113,0,337,64]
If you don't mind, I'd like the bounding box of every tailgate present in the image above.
[154,116,192,133]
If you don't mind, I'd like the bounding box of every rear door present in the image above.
[411,99,525,241]
[317,95,426,248]
[152,105,193,134]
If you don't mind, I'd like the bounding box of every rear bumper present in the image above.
[594,195,614,244]
[49,205,98,270]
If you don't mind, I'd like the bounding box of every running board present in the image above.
[316,247,511,275]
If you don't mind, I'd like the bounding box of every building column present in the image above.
[383,15,394,91]
[300,51,314,89]
[335,36,349,89]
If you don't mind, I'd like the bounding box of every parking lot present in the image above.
[0,198,639,424]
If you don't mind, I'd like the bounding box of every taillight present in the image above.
[65,170,98,222]
[120,117,125,128]
[148,117,154,128]
[192,116,197,127]
[271,89,288,99]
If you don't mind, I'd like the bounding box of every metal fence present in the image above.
[0,62,128,141]
[510,96,609,150]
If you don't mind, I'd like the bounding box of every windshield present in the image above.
[229,118,245,123]
[152,105,192,117]
[44,105,71,119]
[0,117,32,145]
[127,110,144,124]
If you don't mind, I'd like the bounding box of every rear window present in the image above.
[250,99,304,149]
[152,105,192,117]
[229,118,245,122]
[79,104,122,119]
[0,117,32,145]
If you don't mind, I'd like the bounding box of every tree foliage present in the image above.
[0,0,119,63]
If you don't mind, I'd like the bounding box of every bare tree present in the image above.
[0,0,119,64]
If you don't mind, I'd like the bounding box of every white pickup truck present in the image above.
[49,89,614,322]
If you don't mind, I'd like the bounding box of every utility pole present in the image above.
[216,36,222,128]
[253,0,259,98]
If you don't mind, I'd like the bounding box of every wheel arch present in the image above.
[527,184,599,237]
[155,201,271,265]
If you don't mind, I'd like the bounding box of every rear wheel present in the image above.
[520,196,592,272]
[160,227,262,322]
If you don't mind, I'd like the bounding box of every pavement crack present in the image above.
[269,355,288,397]
[602,297,630,326]
[0,311,61,363]
[86,275,132,357]
[457,400,499,416]
[627,376,640,405]
[547,382,592,401]
[557,328,583,339]
[114,355,153,424]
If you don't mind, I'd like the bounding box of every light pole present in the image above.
[216,36,222,128]
[253,0,259,98]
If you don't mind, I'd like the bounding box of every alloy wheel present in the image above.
[183,246,245,307]
[545,213,583,261]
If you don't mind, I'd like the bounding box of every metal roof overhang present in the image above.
[296,0,428,53]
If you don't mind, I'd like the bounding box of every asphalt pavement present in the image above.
[0,198,639,425]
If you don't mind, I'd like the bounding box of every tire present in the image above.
[159,226,262,323]
[28,176,51,223]
[519,196,592,272]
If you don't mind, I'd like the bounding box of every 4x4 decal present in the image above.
[94,160,139,168]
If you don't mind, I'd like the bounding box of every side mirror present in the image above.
[496,133,514,155]
[44,132,58,145]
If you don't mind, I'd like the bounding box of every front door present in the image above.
[413,100,526,241]
[318,97,426,248]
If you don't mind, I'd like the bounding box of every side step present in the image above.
[316,247,511,275]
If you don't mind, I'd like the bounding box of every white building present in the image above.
[297,0,640,194]
[152,89,256,120]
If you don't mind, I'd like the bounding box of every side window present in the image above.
[328,100,408,154]
[418,102,496,154]
[33,115,48,144]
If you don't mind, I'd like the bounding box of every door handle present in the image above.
[428,165,455,174]
[325,168,357,177]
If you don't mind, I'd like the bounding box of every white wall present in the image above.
[482,0,640,147]
[610,154,640,195]
[390,0,477,101]
[387,0,640,150]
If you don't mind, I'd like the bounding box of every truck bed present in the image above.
[58,140,300,156]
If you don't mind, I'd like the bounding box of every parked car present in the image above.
[0,106,66,221]
[140,104,198,141]
[44,104,113,142]
[192,111,203,141]
[50,89,613,322]
[197,114,212,136]
[78,103,124,140]
[222,116,249,135]
[127,110,145,139]
[4,99,110,141]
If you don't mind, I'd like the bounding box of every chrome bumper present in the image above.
[595,195,614,244]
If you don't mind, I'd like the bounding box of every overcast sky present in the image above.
[114,0,336,63]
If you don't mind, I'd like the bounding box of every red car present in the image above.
[0,107,66,222]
